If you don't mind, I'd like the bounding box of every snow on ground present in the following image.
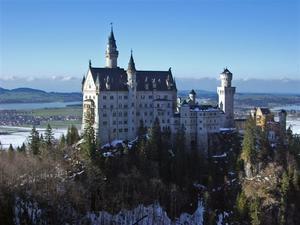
[212,153,227,158]
[0,126,67,149]
[216,211,229,225]
[84,200,205,225]
[101,139,124,149]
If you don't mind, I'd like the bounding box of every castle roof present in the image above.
[258,107,271,115]
[89,67,176,92]
[136,70,176,91]
[189,89,196,95]
[222,68,232,74]
[90,67,128,91]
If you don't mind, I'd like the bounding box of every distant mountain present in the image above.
[0,87,9,94]
[177,77,300,94]
[0,87,82,104]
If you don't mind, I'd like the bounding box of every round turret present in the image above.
[189,89,196,104]
[105,25,119,68]
[220,68,233,87]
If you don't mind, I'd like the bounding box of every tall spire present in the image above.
[105,23,118,68]
[128,49,136,72]
[108,22,116,48]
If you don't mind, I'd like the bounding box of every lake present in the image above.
[0,101,82,110]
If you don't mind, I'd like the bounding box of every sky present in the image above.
[0,0,299,89]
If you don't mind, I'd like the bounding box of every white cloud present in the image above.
[0,75,17,81]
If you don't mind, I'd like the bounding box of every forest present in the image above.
[0,114,299,225]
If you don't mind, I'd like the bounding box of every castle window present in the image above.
[110,105,114,109]
[131,103,134,107]
[124,128,128,132]
[113,121,116,125]
[103,96,106,100]
[103,105,106,109]
[164,95,168,99]
[139,103,142,107]
[124,104,128,108]
[167,119,170,123]
[144,103,147,107]
[119,112,122,116]
[113,129,116,133]
[103,121,107,125]
[124,96,128,99]
[149,95,153,99]
[144,112,148,116]
[110,96,114,100]
[119,96,122,99]
[103,113,107,117]
[124,121,127,124]
[119,104,122,108]
[119,129,123,132]
[113,112,116,117]
[150,112,153,116]
[157,103,160,108]
[167,103,170,107]
[119,121,122,124]
[124,112,128,116]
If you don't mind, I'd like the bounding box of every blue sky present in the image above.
[0,0,299,82]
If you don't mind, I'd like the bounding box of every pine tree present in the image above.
[8,144,14,152]
[20,143,26,152]
[66,125,80,146]
[59,134,66,149]
[236,191,248,221]
[173,124,186,184]
[81,110,96,161]
[45,123,54,150]
[147,117,162,161]
[241,117,258,177]
[257,129,272,168]
[280,171,290,225]
[29,126,40,155]
[137,119,146,138]
[241,117,257,163]
[250,196,261,225]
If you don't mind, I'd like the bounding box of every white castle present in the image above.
[81,27,236,152]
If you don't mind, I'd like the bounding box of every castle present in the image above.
[81,27,236,152]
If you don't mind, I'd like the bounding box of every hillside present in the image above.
[0,87,82,103]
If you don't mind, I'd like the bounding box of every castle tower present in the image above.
[217,68,236,128]
[127,50,136,88]
[127,51,137,138]
[105,25,119,68]
[189,89,196,105]
[279,109,287,132]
